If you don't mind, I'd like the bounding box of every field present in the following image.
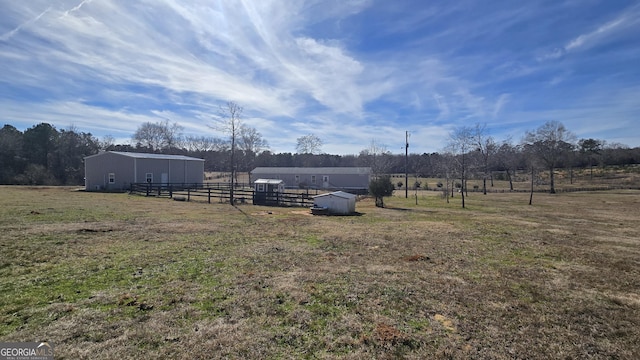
[1,186,639,359]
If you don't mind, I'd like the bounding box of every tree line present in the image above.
[1,119,639,187]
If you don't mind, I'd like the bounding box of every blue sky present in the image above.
[1,0,639,154]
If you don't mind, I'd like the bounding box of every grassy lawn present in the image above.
[1,186,639,359]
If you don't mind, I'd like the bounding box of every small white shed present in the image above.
[312,191,357,215]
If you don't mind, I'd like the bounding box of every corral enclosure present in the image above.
[0,186,639,359]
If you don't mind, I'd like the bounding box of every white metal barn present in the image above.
[312,191,357,215]
[84,151,204,191]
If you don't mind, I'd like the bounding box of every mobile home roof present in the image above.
[251,167,370,175]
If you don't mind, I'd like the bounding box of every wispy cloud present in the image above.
[492,94,510,118]
[565,15,629,51]
[0,0,638,154]
[538,4,640,61]
[0,6,50,41]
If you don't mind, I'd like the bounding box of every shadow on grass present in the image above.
[232,204,254,219]
[383,206,436,213]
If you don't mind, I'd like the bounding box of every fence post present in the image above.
[169,185,173,198]
[187,188,191,202]
[146,183,150,197]
[208,188,211,204]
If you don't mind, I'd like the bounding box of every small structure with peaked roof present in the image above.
[312,191,357,215]
[252,178,285,206]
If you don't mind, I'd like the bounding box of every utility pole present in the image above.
[405,131,409,199]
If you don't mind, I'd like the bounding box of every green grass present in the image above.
[0,186,639,358]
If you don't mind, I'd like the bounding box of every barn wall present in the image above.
[135,159,168,184]
[185,159,205,184]
[133,159,204,184]
[85,152,205,191]
[85,152,135,191]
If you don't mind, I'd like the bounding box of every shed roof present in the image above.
[313,191,357,200]
[85,151,204,161]
[251,167,371,175]
[254,178,285,185]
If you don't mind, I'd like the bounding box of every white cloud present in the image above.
[492,94,510,118]
[538,5,640,61]
[0,5,51,41]
[433,93,450,120]
[1,1,638,154]
[565,16,627,51]
[0,99,159,137]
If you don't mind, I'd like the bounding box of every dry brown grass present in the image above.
[0,186,639,359]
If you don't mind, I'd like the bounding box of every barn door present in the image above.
[161,173,168,185]
[323,175,329,188]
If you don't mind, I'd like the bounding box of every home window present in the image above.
[257,183,265,192]
[108,173,115,184]
[294,175,300,183]
[311,175,316,184]
[146,173,153,183]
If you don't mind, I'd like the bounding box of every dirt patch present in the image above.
[77,228,114,233]
[434,314,456,333]
[402,254,430,262]
[371,323,407,344]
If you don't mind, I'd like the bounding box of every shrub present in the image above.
[370,175,394,208]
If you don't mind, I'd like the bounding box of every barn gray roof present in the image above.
[86,151,204,161]
[251,167,371,175]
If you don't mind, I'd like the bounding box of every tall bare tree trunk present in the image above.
[529,167,534,205]
[215,101,243,206]
[506,169,513,191]
[461,153,465,208]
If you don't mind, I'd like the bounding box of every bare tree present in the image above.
[183,135,227,152]
[522,144,542,205]
[472,124,496,195]
[239,125,269,182]
[447,126,474,208]
[132,120,183,151]
[160,120,184,149]
[133,122,163,150]
[296,134,323,154]
[358,139,392,175]
[214,101,243,205]
[99,135,115,150]
[494,140,519,191]
[578,138,605,180]
[437,151,456,203]
[239,125,269,155]
[522,121,575,194]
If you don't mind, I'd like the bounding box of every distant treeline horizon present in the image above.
[1,122,639,186]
